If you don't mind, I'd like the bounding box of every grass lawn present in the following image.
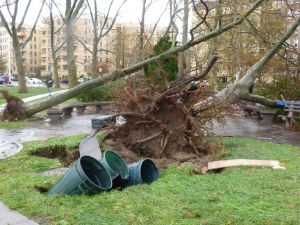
[0,136,299,224]
[0,86,67,105]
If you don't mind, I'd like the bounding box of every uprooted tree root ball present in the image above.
[108,84,229,159]
[0,90,25,121]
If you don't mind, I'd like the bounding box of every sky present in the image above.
[0,0,191,42]
[0,0,174,27]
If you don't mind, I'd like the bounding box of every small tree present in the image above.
[144,35,179,84]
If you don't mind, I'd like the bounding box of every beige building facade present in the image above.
[0,24,43,77]
[0,15,168,79]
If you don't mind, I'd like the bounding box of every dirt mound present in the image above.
[102,138,212,172]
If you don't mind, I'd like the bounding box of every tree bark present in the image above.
[12,33,28,93]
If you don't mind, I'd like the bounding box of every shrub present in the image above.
[144,35,179,84]
[76,78,125,102]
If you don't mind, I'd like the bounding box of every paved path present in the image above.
[0,201,38,225]
[0,89,68,112]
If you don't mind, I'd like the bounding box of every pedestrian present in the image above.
[4,76,8,84]
[45,72,54,96]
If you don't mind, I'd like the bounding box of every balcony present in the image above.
[41,52,48,58]
[17,32,26,37]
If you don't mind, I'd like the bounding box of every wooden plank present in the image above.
[208,159,279,170]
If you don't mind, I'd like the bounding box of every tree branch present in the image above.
[17,0,32,31]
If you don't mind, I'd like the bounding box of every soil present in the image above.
[32,147,80,167]
[32,138,212,173]
[102,138,212,172]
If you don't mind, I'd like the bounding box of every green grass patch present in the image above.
[0,86,66,105]
[0,133,107,173]
[0,121,35,129]
[0,137,299,224]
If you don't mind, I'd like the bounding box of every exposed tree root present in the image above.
[0,90,25,121]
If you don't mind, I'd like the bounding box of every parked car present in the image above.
[25,76,29,81]
[11,76,18,81]
[27,78,42,84]
[60,77,68,84]
[0,77,4,84]
[78,77,92,83]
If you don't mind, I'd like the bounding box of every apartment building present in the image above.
[0,24,43,77]
[0,15,168,79]
[40,14,117,78]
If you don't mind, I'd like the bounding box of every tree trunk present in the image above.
[52,59,60,88]
[65,17,78,88]
[12,36,28,93]
[91,49,98,79]
[182,0,189,71]
[138,0,146,62]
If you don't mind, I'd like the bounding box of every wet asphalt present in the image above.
[213,116,300,147]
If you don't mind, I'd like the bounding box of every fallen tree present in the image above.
[1,0,267,120]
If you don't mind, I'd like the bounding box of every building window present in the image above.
[84,65,87,71]
[57,30,60,35]
[34,29,36,34]
[34,59,36,64]
[157,30,159,34]
[84,19,87,25]
[34,52,36,56]
[84,28,87,34]
[100,21,102,27]
[57,38,60,44]
[13,66,15,71]
[30,59,32,64]
[84,56,87,62]
[106,40,108,45]
[106,49,108,54]
[48,65,51,71]
[106,22,108,28]
[106,58,108,63]
[100,39,102,46]
[84,47,87,53]
[84,37,87,43]
[136,27,138,32]
[64,65,67,71]
[30,67,33,71]
[100,57,102,62]
[100,49,102,54]
[57,19,61,25]
[30,44,32,49]
[30,51,32,56]
[34,44,36,49]
[34,37,36,41]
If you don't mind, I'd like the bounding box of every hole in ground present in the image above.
[29,145,80,167]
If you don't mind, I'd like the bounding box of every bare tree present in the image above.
[65,0,85,88]
[43,0,66,88]
[74,0,124,79]
[0,0,45,93]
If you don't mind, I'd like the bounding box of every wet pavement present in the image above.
[0,112,102,159]
[213,116,300,147]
